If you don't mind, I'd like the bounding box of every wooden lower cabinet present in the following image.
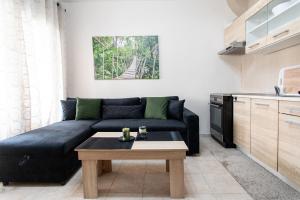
[280,100,300,117]
[233,97,251,153]
[278,113,300,186]
[250,99,279,170]
[233,97,300,188]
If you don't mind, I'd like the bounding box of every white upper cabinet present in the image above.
[268,0,300,33]
[245,0,300,54]
[246,5,269,53]
[246,5,268,45]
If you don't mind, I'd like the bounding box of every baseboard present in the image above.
[237,145,300,193]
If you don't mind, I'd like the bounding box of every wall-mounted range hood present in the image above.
[218,41,246,55]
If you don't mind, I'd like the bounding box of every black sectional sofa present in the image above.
[0,96,199,185]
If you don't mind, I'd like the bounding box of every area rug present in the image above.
[200,135,300,200]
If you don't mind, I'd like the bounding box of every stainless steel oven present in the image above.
[210,94,235,148]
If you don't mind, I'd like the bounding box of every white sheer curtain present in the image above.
[0,0,64,140]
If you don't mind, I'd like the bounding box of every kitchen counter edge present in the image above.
[232,94,300,102]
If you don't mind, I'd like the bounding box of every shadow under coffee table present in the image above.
[75,131,188,199]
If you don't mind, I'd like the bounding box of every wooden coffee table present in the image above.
[75,131,188,199]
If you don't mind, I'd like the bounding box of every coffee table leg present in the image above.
[169,159,184,198]
[102,160,112,173]
[97,160,103,176]
[82,160,98,199]
[166,160,169,172]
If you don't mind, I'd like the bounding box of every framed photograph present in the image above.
[92,36,159,80]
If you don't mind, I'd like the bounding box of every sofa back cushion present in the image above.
[75,98,102,120]
[102,97,141,105]
[144,97,169,120]
[142,96,180,119]
[61,100,77,120]
[141,96,179,107]
[102,105,144,119]
[168,100,185,121]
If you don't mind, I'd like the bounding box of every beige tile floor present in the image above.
[0,142,253,200]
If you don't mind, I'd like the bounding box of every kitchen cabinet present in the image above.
[246,0,300,54]
[278,113,300,186]
[278,100,300,186]
[224,14,246,47]
[268,18,300,41]
[268,0,300,36]
[250,98,279,170]
[233,97,251,153]
[246,2,269,52]
[246,37,268,53]
[233,95,300,189]
[245,0,270,20]
[279,100,300,116]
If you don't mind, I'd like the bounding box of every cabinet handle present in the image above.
[255,103,270,107]
[248,42,260,49]
[272,30,290,39]
[285,120,300,127]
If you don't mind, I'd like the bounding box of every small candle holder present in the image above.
[138,126,147,139]
[122,128,130,141]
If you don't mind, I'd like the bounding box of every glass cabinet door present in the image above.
[246,5,269,45]
[268,0,300,34]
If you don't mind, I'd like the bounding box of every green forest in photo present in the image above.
[92,36,159,80]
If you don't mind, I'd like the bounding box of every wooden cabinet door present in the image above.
[267,19,300,47]
[246,37,268,54]
[280,100,300,117]
[233,97,251,153]
[278,114,300,186]
[224,14,246,47]
[251,99,279,170]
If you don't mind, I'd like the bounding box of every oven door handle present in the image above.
[209,103,222,108]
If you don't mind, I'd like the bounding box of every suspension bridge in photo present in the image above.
[115,56,137,80]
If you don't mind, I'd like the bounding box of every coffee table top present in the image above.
[75,131,188,152]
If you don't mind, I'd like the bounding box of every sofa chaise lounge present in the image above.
[0,96,199,185]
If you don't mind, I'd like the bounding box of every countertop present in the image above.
[232,93,300,101]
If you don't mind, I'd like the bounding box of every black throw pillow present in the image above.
[67,97,76,101]
[61,100,77,120]
[102,105,144,119]
[168,100,185,121]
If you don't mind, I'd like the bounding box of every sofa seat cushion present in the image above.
[0,120,98,157]
[92,119,186,132]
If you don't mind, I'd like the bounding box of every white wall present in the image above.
[62,0,240,134]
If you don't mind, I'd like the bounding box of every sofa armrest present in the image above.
[183,108,199,155]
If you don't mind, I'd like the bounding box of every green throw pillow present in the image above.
[144,97,168,120]
[75,98,101,120]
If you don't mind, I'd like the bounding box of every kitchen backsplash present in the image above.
[240,44,300,93]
